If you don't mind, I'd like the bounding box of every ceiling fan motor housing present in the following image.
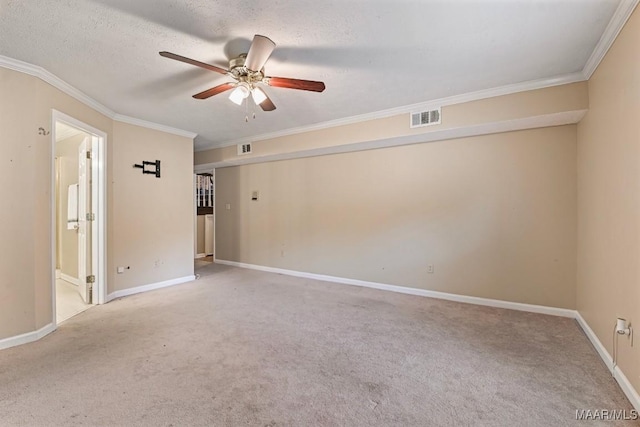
[229,54,246,71]
[229,54,264,84]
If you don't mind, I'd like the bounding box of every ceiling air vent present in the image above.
[410,108,441,128]
[237,143,252,155]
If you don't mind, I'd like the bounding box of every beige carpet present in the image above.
[0,263,636,426]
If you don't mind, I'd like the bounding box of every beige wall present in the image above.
[0,68,114,338]
[0,69,37,338]
[216,126,577,308]
[577,7,640,393]
[195,82,588,167]
[55,133,87,279]
[33,74,115,332]
[0,67,194,341]
[111,121,194,292]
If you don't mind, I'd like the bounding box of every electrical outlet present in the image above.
[117,266,125,274]
[281,250,285,257]
[427,264,434,274]
[225,203,231,210]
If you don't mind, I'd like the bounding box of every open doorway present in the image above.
[194,168,214,270]
[52,111,106,324]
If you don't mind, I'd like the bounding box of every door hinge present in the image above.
[86,275,95,284]
[86,151,92,159]
[86,213,95,221]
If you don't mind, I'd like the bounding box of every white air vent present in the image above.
[410,108,441,128]
[237,143,252,155]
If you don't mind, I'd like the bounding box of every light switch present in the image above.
[225,203,231,210]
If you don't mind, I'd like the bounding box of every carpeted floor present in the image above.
[0,263,637,426]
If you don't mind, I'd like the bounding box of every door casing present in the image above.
[51,110,107,325]
[194,166,215,260]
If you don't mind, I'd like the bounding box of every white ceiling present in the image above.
[0,0,624,150]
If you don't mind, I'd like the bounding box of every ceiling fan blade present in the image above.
[244,35,276,72]
[193,82,236,99]
[159,51,228,75]
[266,76,326,92]
[259,91,276,111]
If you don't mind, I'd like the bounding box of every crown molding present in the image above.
[199,72,586,151]
[0,55,197,140]
[582,0,639,79]
[113,114,197,139]
[0,55,116,118]
[196,109,587,169]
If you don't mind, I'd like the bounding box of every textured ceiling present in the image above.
[0,0,621,150]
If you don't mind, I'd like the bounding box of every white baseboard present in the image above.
[106,275,196,302]
[216,258,640,410]
[195,253,207,259]
[0,322,56,351]
[576,313,640,412]
[59,273,80,286]
[214,259,575,318]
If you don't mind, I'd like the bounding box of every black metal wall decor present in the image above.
[134,160,161,178]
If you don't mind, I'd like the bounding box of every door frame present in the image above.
[51,110,107,325]
[194,165,215,260]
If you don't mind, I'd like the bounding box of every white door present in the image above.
[77,138,91,303]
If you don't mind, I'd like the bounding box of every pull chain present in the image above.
[251,96,256,120]
[241,92,259,123]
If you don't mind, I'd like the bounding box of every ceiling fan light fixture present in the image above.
[229,83,250,105]
[251,87,267,105]
[160,34,325,112]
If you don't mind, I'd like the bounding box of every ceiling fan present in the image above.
[159,35,326,112]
